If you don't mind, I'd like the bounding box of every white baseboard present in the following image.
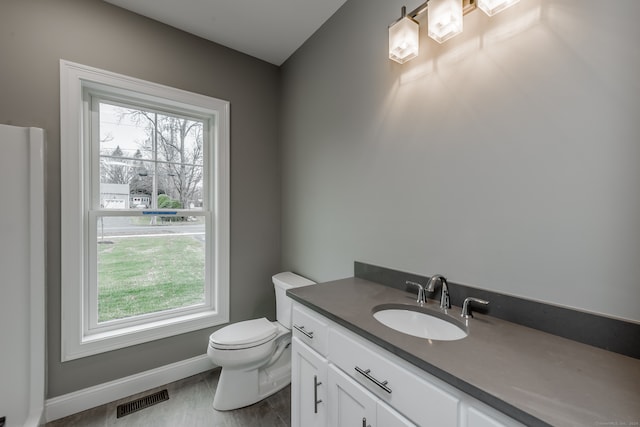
[45,354,215,422]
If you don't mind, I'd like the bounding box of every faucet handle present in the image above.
[461,297,489,319]
[406,280,426,304]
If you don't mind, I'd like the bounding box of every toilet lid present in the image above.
[209,317,278,349]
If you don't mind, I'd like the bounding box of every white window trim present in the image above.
[60,60,230,361]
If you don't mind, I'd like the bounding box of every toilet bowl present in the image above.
[207,272,315,410]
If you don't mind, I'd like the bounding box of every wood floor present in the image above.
[46,369,291,427]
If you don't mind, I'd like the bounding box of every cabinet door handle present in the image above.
[362,417,371,427]
[293,324,314,339]
[355,366,392,394]
[313,375,322,413]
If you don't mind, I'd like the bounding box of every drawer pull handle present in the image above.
[355,366,392,394]
[293,324,314,339]
[314,375,322,413]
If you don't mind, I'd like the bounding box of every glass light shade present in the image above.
[389,16,419,64]
[478,0,520,16]
[428,0,463,43]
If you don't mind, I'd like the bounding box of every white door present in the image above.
[0,125,45,427]
[328,365,377,427]
[291,337,328,427]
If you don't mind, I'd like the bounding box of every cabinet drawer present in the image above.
[329,328,459,427]
[292,304,329,356]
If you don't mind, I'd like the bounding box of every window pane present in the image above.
[159,163,205,209]
[100,103,153,161]
[100,159,205,210]
[156,113,204,167]
[96,216,206,323]
[99,102,206,209]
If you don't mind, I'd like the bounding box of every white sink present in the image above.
[373,305,468,341]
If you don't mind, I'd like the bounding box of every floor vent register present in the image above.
[116,389,170,418]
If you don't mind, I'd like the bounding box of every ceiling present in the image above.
[103,0,349,66]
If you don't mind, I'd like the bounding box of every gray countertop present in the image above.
[287,277,640,427]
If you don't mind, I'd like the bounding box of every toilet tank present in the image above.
[272,272,315,328]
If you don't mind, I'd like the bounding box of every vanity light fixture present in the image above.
[388,6,420,64]
[427,0,464,43]
[388,0,520,63]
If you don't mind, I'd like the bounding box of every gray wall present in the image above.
[281,0,640,322]
[0,0,281,397]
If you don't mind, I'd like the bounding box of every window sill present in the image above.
[63,310,228,362]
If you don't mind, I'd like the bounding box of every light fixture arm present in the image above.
[407,1,430,21]
[390,2,427,27]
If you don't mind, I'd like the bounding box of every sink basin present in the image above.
[373,304,468,341]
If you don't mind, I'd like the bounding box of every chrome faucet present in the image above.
[461,297,489,318]
[406,280,426,304]
[426,274,451,310]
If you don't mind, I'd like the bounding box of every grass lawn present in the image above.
[97,235,205,323]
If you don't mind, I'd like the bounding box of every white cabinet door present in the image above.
[329,365,377,427]
[377,401,417,427]
[292,337,328,427]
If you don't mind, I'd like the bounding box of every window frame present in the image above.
[60,60,230,361]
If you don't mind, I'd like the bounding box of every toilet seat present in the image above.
[209,317,278,350]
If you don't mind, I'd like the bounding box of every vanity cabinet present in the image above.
[291,303,523,427]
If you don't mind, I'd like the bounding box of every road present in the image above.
[99,218,205,237]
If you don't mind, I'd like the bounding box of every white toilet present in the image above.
[207,271,315,410]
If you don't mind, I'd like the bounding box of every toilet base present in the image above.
[212,346,291,411]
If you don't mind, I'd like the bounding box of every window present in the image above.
[60,60,230,361]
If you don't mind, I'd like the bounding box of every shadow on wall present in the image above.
[377,0,635,145]
[372,0,546,145]
[392,0,636,88]
[397,0,544,84]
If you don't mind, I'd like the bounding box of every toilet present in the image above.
[207,271,315,410]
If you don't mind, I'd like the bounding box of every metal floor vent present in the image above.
[117,389,169,418]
